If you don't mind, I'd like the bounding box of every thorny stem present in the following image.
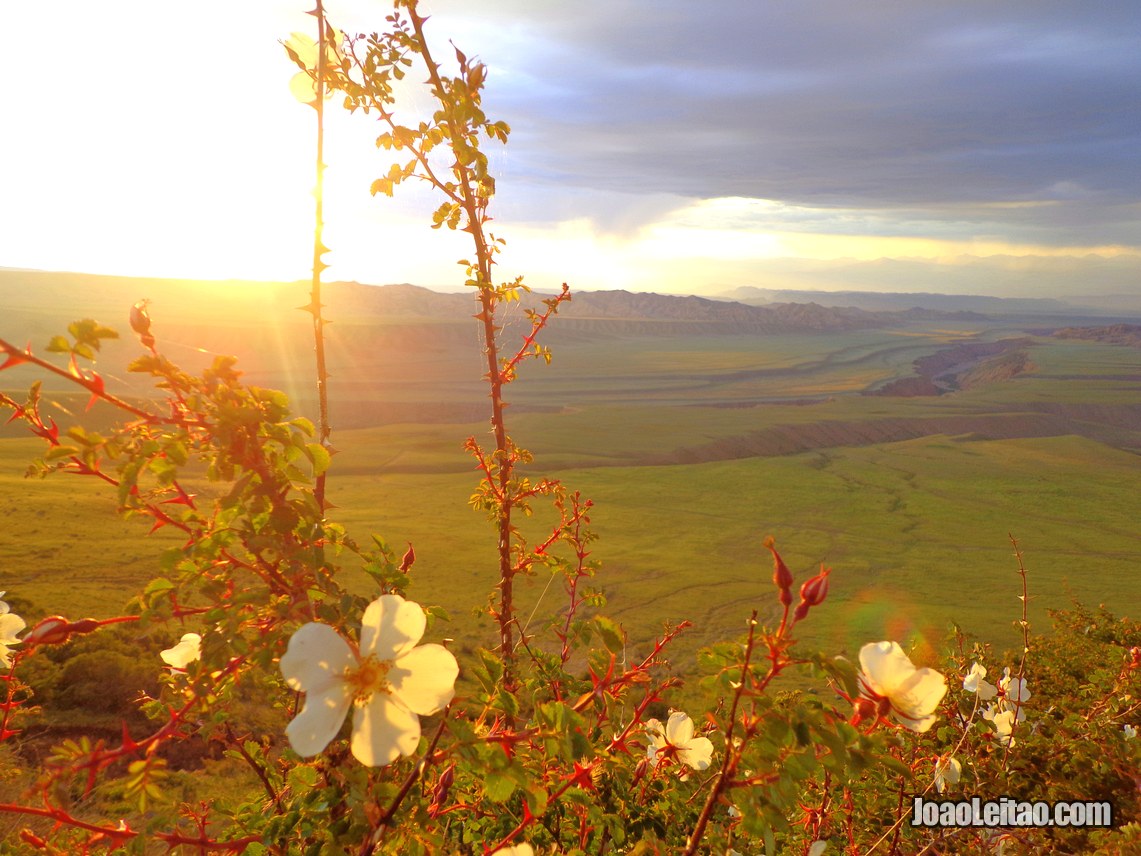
[407,5,514,687]
[0,337,159,422]
[684,610,762,856]
[361,705,453,856]
[307,0,333,513]
[1003,533,1031,770]
[223,724,281,811]
[888,745,915,855]
[0,802,260,852]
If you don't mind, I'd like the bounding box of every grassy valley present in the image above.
[3,275,1139,676]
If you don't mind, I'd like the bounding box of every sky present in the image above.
[2,1,1139,298]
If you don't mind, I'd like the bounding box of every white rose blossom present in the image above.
[963,662,997,700]
[934,754,961,793]
[998,667,1030,706]
[645,710,714,771]
[1124,724,1137,740]
[858,641,947,733]
[980,666,1030,745]
[280,594,458,767]
[160,632,202,671]
[986,708,1019,747]
[491,845,534,856]
[0,592,25,669]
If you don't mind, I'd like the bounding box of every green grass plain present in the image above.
[3,320,1139,676]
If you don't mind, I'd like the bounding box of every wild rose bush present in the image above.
[1,2,1139,853]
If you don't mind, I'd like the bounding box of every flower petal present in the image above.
[678,736,714,771]
[359,595,426,661]
[895,667,948,714]
[859,641,916,696]
[0,612,25,645]
[491,846,534,856]
[963,663,986,692]
[285,32,318,67]
[286,681,353,757]
[888,667,947,731]
[160,632,202,669]
[664,710,695,747]
[281,622,355,693]
[351,694,421,766]
[390,643,458,715]
[289,71,318,104]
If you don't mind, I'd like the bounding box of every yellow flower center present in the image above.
[344,654,393,704]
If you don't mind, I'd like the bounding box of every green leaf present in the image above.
[43,445,79,461]
[45,335,71,353]
[483,772,516,803]
[307,442,332,476]
[593,616,624,654]
[288,764,320,790]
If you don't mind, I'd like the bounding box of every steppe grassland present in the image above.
[3,329,1138,674]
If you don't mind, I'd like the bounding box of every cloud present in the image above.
[2,0,1136,293]
[418,0,1141,249]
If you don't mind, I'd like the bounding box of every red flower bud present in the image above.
[799,565,831,607]
[764,536,793,605]
[22,615,71,647]
[69,618,101,636]
[399,543,416,574]
[432,762,455,804]
[23,616,102,648]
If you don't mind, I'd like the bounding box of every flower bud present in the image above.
[69,618,101,635]
[23,616,102,648]
[22,615,71,647]
[432,762,455,806]
[399,543,416,574]
[764,536,793,606]
[800,565,831,606]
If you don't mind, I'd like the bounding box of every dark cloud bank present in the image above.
[431,0,1141,252]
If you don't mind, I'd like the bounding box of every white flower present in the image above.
[858,641,947,733]
[491,845,534,856]
[1124,724,1136,740]
[985,709,1019,747]
[280,594,458,767]
[998,667,1030,705]
[645,710,714,771]
[0,594,25,669]
[160,633,202,670]
[934,754,961,793]
[978,666,1029,746]
[963,662,998,700]
[808,842,828,856]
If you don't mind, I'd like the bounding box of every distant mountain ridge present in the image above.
[0,270,958,337]
[714,285,1141,317]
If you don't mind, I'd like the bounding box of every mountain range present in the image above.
[714,285,1141,316]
